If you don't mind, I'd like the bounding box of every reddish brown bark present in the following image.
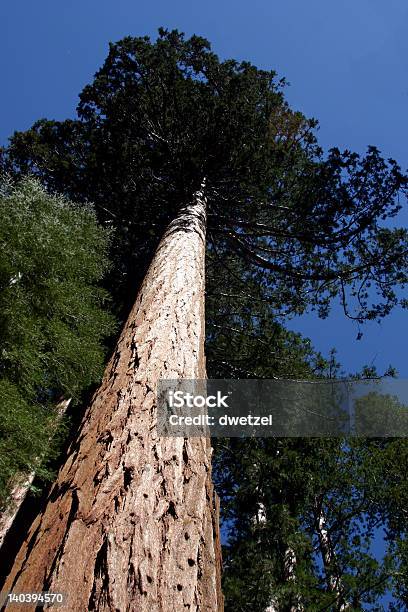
[3,183,223,611]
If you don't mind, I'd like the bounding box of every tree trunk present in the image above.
[315,496,350,611]
[283,547,304,612]
[254,474,303,612]
[0,398,71,551]
[2,182,223,612]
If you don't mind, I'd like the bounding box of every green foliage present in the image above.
[354,391,408,436]
[0,177,116,507]
[217,394,408,610]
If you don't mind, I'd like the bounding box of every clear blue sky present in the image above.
[1,0,407,375]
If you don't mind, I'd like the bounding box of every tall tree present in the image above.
[3,31,407,329]
[3,182,223,611]
[1,29,408,610]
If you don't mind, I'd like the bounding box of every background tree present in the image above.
[0,176,115,513]
[216,375,408,611]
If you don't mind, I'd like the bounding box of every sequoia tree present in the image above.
[2,29,408,611]
[3,182,224,611]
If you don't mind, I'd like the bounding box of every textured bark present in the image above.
[3,183,223,612]
[0,398,71,551]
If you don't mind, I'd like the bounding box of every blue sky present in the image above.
[1,0,408,375]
